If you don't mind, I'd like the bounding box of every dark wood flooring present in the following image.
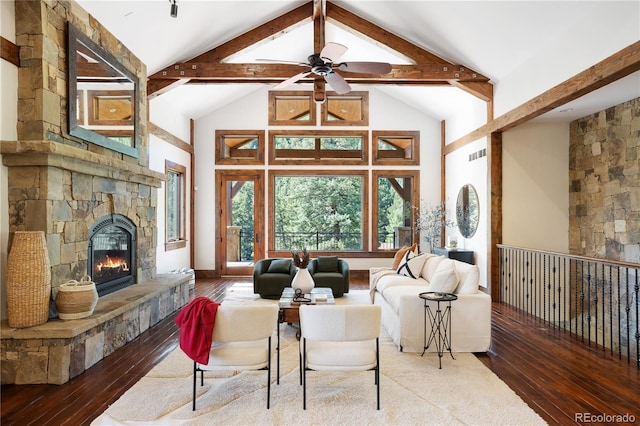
[2,277,639,425]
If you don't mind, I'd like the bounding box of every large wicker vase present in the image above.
[6,231,52,328]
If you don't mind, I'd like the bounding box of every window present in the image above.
[268,91,316,125]
[372,170,419,251]
[215,130,264,165]
[372,131,420,165]
[269,130,368,165]
[321,91,368,126]
[270,171,368,252]
[165,160,186,250]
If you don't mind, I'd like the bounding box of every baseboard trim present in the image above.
[195,269,220,278]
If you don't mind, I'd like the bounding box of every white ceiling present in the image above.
[76,0,640,124]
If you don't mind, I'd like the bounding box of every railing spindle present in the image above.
[497,245,638,369]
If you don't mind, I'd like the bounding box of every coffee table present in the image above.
[278,287,335,324]
[276,287,334,383]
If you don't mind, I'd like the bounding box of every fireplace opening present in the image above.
[88,214,136,296]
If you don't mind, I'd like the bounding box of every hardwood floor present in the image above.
[2,277,638,425]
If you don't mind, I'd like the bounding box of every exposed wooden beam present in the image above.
[147,0,493,104]
[1,36,19,67]
[448,40,640,151]
[488,132,502,301]
[326,1,492,100]
[148,121,192,154]
[149,63,487,83]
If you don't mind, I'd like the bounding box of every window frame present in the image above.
[165,160,187,251]
[268,169,370,256]
[215,130,265,165]
[372,130,420,165]
[372,169,420,252]
[320,91,369,126]
[268,91,316,126]
[268,130,369,166]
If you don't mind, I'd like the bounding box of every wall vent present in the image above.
[469,148,486,162]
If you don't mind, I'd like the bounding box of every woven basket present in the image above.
[55,275,99,320]
[6,231,52,328]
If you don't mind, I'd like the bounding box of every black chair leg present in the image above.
[376,338,380,410]
[192,362,197,411]
[302,338,307,410]
[267,337,271,409]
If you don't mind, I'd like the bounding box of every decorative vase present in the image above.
[6,231,52,328]
[291,267,315,293]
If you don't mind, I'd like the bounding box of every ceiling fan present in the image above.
[261,42,392,95]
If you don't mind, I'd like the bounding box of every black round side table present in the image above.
[419,291,458,369]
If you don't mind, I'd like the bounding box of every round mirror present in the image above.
[456,184,479,238]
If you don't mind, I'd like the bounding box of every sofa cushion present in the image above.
[454,262,480,294]
[428,260,459,293]
[317,256,339,272]
[420,254,444,281]
[397,251,428,279]
[391,243,417,269]
[376,274,428,295]
[267,258,291,274]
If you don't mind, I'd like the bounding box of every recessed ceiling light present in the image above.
[558,107,574,113]
[124,11,133,17]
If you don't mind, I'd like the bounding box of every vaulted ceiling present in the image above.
[77,0,639,124]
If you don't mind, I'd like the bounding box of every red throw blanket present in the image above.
[175,297,220,365]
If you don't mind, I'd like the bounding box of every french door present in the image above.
[215,170,264,276]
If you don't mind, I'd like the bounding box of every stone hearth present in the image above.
[1,274,192,385]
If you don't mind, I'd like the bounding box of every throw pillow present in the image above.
[429,260,459,293]
[267,259,291,274]
[397,250,428,279]
[391,243,417,270]
[317,256,339,272]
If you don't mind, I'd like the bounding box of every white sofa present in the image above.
[369,254,491,353]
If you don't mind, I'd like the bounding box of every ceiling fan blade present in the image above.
[325,72,351,95]
[256,58,310,67]
[337,61,392,74]
[273,71,312,90]
[320,42,348,63]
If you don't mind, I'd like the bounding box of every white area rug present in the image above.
[92,286,545,425]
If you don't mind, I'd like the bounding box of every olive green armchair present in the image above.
[253,258,296,299]
[308,256,350,297]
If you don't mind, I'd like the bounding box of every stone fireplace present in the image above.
[0,1,192,385]
[2,0,158,291]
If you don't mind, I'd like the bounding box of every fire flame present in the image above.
[96,255,129,272]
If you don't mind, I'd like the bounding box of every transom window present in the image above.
[215,130,264,165]
[372,131,420,165]
[269,130,368,165]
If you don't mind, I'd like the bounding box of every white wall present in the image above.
[494,1,640,117]
[1,0,17,320]
[148,97,193,273]
[502,122,570,253]
[445,138,489,287]
[193,84,442,272]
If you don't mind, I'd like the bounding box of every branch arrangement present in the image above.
[291,248,310,268]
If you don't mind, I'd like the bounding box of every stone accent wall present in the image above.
[569,97,640,263]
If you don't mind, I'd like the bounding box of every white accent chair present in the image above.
[193,304,279,410]
[299,304,382,410]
